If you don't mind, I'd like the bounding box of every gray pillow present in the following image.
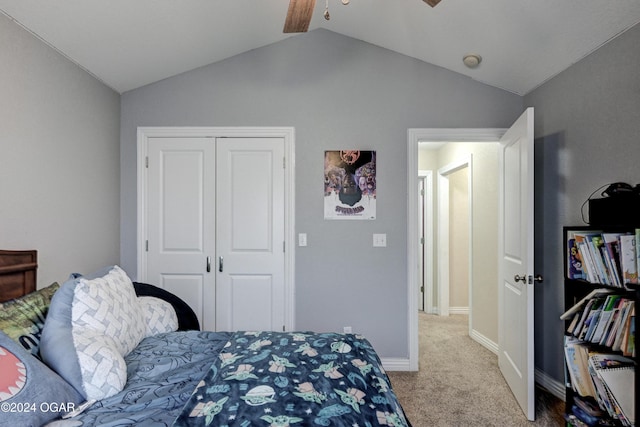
[0,331,83,426]
[40,266,146,400]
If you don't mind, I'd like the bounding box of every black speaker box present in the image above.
[589,195,640,227]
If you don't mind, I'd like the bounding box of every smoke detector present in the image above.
[463,54,482,69]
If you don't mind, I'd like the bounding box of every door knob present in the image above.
[514,274,543,284]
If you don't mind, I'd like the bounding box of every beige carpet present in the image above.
[387,313,565,426]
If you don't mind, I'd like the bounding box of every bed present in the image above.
[0,251,411,427]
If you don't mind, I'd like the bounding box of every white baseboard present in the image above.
[381,357,413,371]
[535,368,566,401]
[470,328,499,354]
[449,306,469,315]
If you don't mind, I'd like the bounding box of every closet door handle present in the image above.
[219,256,223,273]
[206,256,211,273]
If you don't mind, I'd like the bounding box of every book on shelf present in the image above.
[566,229,639,287]
[564,337,597,398]
[572,297,603,339]
[574,231,608,284]
[602,233,624,287]
[622,311,635,358]
[580,298,607,341]
[587,353,635,426]
[564,336,637,426]
[636,229,640,282]
[568,238,587,280]
[561,288,615,320]
[620,234,638,285]
[562,292,636,355]
[590,295,623,345]
[603,299,629,348]
[612,300,635,352]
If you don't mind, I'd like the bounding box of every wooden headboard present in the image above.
[0,250,37,303]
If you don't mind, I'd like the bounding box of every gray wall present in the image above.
[526,23,640,383]
[0,14,120,287]
[120,29,522,358]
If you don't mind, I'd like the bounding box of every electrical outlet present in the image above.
[373,233,387,247]
[343,326,352,333]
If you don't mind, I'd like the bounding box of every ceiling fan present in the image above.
[284,0,442,33]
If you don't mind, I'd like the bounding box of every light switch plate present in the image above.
[373,233,387,247]
[298,233,307,247]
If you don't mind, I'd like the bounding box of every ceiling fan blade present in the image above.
[283,0,317,33]
[423,0,442,7]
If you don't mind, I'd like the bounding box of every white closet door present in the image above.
[215,137,286,331]
[146,137,216,330]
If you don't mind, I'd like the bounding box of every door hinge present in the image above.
[282,325,285,332]
[283,157,286,169]
[145,156,149,168]
[420,286,425,293]
[420,237,424,245]
[145,240,149,252]
[420,189,424,196]
[283,241,286,253]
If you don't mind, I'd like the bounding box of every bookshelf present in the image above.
[562,226,638,427]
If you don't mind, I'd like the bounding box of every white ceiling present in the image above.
[2,0,639,95]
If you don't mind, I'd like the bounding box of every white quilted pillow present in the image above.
[41,266,146,400]
[139,296,178,336]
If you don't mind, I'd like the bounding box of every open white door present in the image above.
[498,107,535,420]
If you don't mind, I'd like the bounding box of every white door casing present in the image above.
[497,107,535,420]
[215,137,286,331]
[408,119,535,418]
[407,128,506,371]
[436,155,472,318]
[137,127,295,333]
[418,170,434,314]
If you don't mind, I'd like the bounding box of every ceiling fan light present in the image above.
[341,0,350,4]
[463,54,482,69]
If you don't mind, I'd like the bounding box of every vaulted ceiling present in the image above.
[2,0,639,95]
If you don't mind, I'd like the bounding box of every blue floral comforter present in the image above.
[47,331,410,427]
[47,330,231,427]
[173,331,411,427]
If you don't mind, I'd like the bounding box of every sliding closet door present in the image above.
[146,137,216,330]
[215,138,286,331]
